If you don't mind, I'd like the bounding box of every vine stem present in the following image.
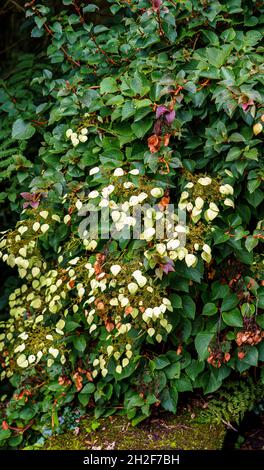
[26,5,81,68]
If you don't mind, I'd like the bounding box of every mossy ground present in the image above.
[44,408,226,450]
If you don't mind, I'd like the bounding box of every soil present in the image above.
[240,414,264,450]
[224,412,264,450]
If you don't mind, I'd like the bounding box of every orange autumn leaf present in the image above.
[158,195,170,211]
[73,372,83,391]
[125,306,133,315]
[2,421,9,430]
[238,351,245,360]
[224,352,231,362]
[105,321,115,332]
[147,134,161,153]
[163,133,171,147]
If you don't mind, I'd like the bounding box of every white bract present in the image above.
[150,187,164,198]
[110,265,122,276]
[113,168,124,177]
[185,253,197,268]
[219,184,234,196]
[198,176,212,186]
[89,167,100,176]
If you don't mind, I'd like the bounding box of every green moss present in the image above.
[44,409,226,450]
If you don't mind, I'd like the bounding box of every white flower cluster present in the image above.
[179,179,234,224]
[66,127,88,146]
[80,262,173,377]
[0,313,66,378]
[0,211,60,280]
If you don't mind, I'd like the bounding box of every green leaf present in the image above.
[245,236,258,252]
[256,314,264,329]
[185,360,205,381]
[131,119,152,138]
[0,429,11,441]
[73,335,86,353]
[121,101,135,121]
[160,387,178,413]
[246,189,264,208]
[204,373,222,394]
[153,355,170,370]
[65,321,81,332]
[20,406,37,420]
[182,295,196,320]
[206,45,232,67]
[222,308,243,327]
[175,376,193,392]
[243,347,258,366]
[258,342,264,361]
[244,148,258,161]
[171,293,182,309]
[202,302,218,316]
[221,294,239,311]
[165,362,181,380]
[195,333,214,361]
[100,77,118,94]
[12,119,36,140]
[226,147,242,161]
[81,383,95,394]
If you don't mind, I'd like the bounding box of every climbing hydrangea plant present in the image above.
[0,0,264,447]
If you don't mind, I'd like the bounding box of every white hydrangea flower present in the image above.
[107,345,114,356]
[49,347,59,359]
[129,169,139,175]
[203,244,211,254]
[79,134,88,143]
[198,176,212,186]
[88,190,99,199]
[111,211,121,222]
[192,207,202,218]
[137,192,148,202]
[167,239,180,250]
[75,200,82,210]
[201,251,212,263]
[32,222,40,232]
[204,209,218,221]
[148,328,155,337]
[123,182,134,189]
[195,197,204,209]
[141,227,155,240]
[71,137,79,147]
[129,195,139,206]
[110,265,122,276]
[64,214,71,224]
[156,243,166,256]
[102,185,115,198]
[224,198,235,208]
[209,202,219,212]
[127,282,138,294]
[113,167,124,177]
[99,198,109,208]
[185,253,197,267]
[219,184,234,196]
[66,128,73,138]
[150,187,164,198]
[89,167,100,176]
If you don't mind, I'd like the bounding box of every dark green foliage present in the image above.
[0,0,263,449]
[199,379,264,426]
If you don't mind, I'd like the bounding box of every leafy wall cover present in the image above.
[0,0,263,447]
